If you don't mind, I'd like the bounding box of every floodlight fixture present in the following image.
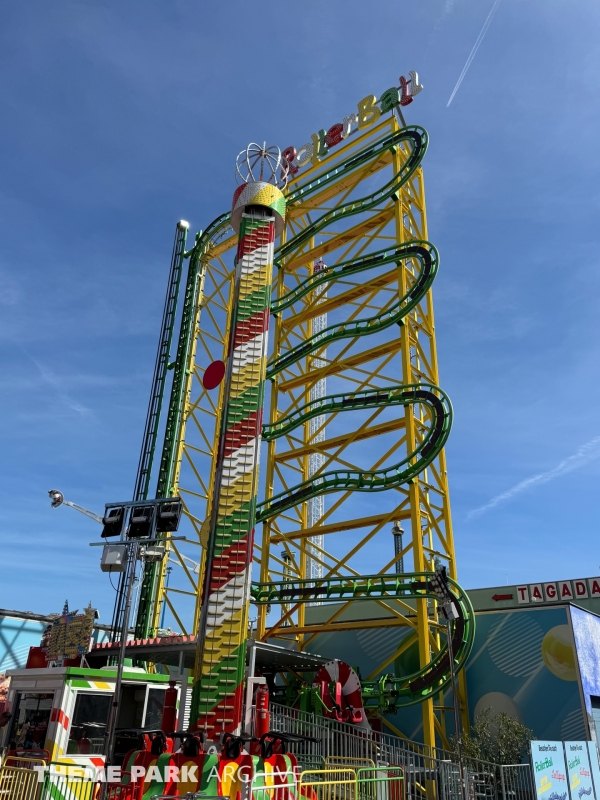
[156,500,183,533]
[101,506,125,538]
[128,505,154,539]
[430,566,451,601]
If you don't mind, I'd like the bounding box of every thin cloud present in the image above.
[424,0,458,59]
[467,434,600,519]
[435,0,458,30]
[32,358,93,419]
[447,0,503,107]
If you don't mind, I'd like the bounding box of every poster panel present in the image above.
[531,741,569,800]
[586,742,600,798]
[565,742,595,800]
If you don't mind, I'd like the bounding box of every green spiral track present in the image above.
[140,123,474,705]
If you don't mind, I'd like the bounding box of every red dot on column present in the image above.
[202,360,226,390]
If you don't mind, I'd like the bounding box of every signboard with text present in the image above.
[565,742,595,800]
[517,580,600,605]
[531,741,569,800]
[468,576,600,611]
[587,742,600,799]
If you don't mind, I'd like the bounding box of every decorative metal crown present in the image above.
[235,142,288,188]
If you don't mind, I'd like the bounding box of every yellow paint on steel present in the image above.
[270,509,411,543]
[324,757,376,769]
[284,115,394,192]
[256,114,462,750]
[288,141,394,214]
[274,418,407,464]
[276,339,402,393]
[0,764,43,800]
[160,111,464,749]
[281,210,395,275]
[292,768,405,800]
[297,769,358,800]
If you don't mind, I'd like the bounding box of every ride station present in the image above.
[3,67,600,800]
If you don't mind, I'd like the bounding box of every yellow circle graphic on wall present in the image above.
[541,624,578,681]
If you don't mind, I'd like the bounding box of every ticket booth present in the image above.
[1,665,183,769]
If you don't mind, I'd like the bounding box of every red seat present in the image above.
[264,753,297,800]
[220,753,267,800]
[164,751,220,796]
[107,731,173,800]
[219,733,265,800]
[259,731,320,800]
[161,733,218,797]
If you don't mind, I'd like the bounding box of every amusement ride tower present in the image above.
[120,77,473,750]
[189,145,287,739]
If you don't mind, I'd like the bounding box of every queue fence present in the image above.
[0,761,41,800]
[268,704,535,800]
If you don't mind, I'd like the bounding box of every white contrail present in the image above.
[447,0,503,107]
[467,434,600,519]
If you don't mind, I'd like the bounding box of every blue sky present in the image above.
[1,0,599,621]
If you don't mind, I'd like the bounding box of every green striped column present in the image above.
[190,180,285,741]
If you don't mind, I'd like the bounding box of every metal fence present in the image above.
[0,712,536,800]
[268,704,535,800]
[39,764,100,800]
[0,759,100,800]
[0,762,41,800]
[150,796,226,800]
[247,766,405,800]
[269,703,428,771]
[498,764,536,800]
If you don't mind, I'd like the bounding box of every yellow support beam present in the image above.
[257,115,462,749]
[162,110,465,750]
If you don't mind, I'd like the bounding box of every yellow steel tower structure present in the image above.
[152,96,465,749]
[257,112,460,748]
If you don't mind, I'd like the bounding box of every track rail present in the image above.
[136,122,475,710]
[268,242,438,378]
[257,384,451,522]
[251,571,475,704]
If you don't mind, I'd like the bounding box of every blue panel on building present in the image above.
[0,614,46,672]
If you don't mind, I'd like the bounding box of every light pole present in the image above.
[48,489,104,523]
[102,539,139,781]
[430,566,465,800]
[90,497,183,799]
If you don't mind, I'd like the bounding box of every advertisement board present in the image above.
[531,741,569,800]
[586,742,600,798]
[565,742,595,800]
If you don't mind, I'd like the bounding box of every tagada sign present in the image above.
[531,741,569,800]
[516,578,600,605]
[280,70,423,177]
